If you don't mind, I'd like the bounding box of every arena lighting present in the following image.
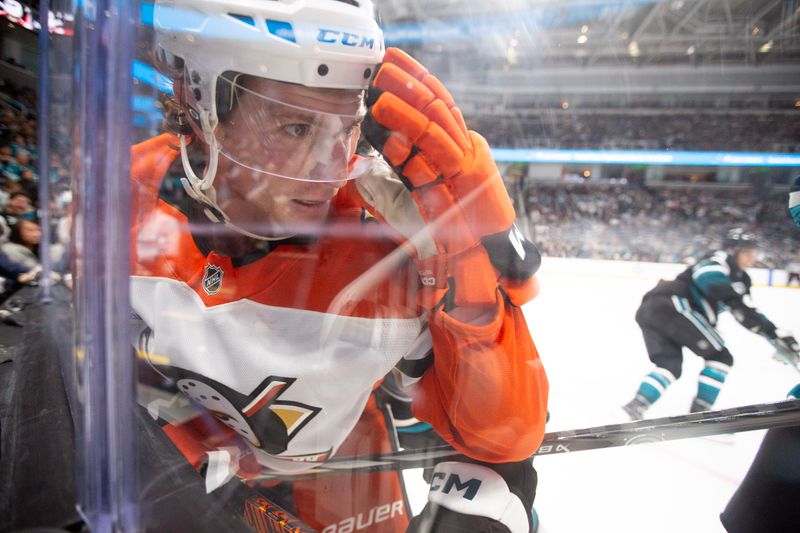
[132,60,173,94]
[139,0,658,46]
[0,0,74,35]
[129,0,653,46]
[491,148,800,168]
[506,44,519,66]
[378,2,658,45]
[506,36,519,64]
[136,0,661,46]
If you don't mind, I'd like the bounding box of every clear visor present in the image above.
[214,75,364,183]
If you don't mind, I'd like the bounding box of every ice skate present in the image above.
[622,396,650,421]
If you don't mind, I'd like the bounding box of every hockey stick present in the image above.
[246,399,800,482]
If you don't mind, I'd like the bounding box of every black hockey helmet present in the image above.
[724,228,759,251]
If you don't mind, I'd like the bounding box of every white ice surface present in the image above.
[404,257,799,532]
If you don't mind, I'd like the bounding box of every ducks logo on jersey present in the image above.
[164,367,322,457]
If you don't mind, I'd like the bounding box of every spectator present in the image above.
[2,216,66,272]
[2,217,41,270]
[18,169,38,200]
[2,192,34,228]
[473,111,799,153]
[10,134,32,158]
[1,75,73,292]
[0,247,38,302]
[524,182,797,267]
[1,149,36,183]
[0,145,14,166]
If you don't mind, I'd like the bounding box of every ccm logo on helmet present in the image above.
[317,28,377,49]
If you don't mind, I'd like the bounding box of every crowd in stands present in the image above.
[0,79,71,303]
[524,182,799,270]
[1,74,797,302]
[473,112,799,153]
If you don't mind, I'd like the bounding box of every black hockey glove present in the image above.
[731,303,777,337]
[777,334,800,353]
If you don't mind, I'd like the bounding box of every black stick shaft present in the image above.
[246,400,800,482]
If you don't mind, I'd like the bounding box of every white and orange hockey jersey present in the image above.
[130,134,548,479]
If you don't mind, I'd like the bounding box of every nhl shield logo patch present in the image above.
[202,264,224,295]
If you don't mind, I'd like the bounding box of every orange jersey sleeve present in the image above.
[410,293,548,463]
[130,133,181,214]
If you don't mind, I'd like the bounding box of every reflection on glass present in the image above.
[4,1,796,532]
[129,0,547,531]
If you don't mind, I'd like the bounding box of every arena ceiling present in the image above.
[376,0,800,108]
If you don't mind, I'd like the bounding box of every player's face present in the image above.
[736,248,759,269]
[213,77,363,236]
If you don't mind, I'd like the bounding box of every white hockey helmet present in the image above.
[152,0,385,239]
[154,0,384,128]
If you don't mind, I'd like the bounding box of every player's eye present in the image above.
[282,123,312,138]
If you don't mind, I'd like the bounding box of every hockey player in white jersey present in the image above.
[132,1,548,531]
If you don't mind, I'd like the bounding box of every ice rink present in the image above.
[405,257,799,532]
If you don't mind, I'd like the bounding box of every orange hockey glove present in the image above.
[360,48,540,309]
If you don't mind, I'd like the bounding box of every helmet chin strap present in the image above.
[178,111,296,242]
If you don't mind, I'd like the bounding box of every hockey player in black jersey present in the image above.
[622,228,800,420]
[791,176,800,228]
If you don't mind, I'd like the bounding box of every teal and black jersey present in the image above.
[790,176,800,228]
[649,251,777,338]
